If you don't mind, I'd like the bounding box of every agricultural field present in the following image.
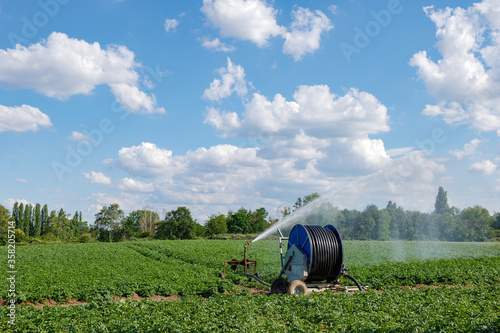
[1,239,500,332]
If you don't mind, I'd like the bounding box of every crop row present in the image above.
[1,240,500,302]
[3,286,500,332]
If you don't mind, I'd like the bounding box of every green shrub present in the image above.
[79,233,92,243]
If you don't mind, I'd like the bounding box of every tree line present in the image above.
[281,187,500,242]
[1,186,499,245]
[0,202,89,243]
[92,205,276,242]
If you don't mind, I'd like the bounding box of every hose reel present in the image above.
[286,224,343,282]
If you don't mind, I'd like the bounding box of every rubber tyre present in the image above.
[287,280,309,295]
[270,278,289,295]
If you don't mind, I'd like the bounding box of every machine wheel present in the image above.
[287,280,309,295]
[219,273,225,279]
[270,278,289,294]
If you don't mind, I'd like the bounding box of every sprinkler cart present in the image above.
[220,224,365,295]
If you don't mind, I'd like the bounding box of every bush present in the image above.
[14,228,26,243]
[41,232,59,242]
[79,233,92,243]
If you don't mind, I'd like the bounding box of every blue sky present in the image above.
[1,0,499,223]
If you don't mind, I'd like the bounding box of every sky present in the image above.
[1,0,499,224]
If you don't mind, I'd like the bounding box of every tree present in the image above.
[43,210,58,236]
[12,202,19,229]
[293,193,320,211]
[0,204,12,245]
[226,208,249,234]
[122,209,159,238]
[205,214,227,237]
[356,204,379,240]
[138,209,159,236]
[57,208,71,240]
[17,203,24,231]
[94,204,124,242]
[156,207,195,240]
[459,206,492,241]
[376,210,391,241]
[248,208,269,233]
[41,204,49,235]
[34,203,42,237]
[23,204,30,236]
[434,186,450,215]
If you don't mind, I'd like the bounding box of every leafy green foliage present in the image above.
[4,286,500,332]
[205,214,228,237]
[156,207,196,240]
[1,239,500,331]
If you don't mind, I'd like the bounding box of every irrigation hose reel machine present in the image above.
[221,224,364,295]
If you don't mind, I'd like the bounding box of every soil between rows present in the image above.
[0,284,468,308]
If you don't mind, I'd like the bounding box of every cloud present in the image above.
[0,32,164,114]
[0,104,52,133]
[68,131,89,141]
[82,171,112,185]
[109,83,165,114]
[205,85,389,138]
[85,192,152,215]
[201,1,333,60]
[117,178,155,192]
[410,1,500,135]
[117,142,180,178]
[200,37,235,52]
[202,57,251,101]
[351,137,391,168]
[268,129,329,160]
[3,198,31,208]
[450,138,481,159]
[164,18,179,32]
[201,0,285,47]
[469,160,497,174]
[283,7,333,61]
[15,178,30,184]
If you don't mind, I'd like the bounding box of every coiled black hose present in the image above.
[303,225,343,282]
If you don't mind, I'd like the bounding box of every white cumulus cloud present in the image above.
[82,171,112,185]
[117,142,180,178]
[410,1,500,135]
[450,138,481,159]
[68,131,89,141]
[200,37,235,52]
[203,57,251,101]
[0,104,52,133]
[0,32,164,114]
[117,178,155,192]
[201,0,285,47]
[283,7,333,61]
[206,85,389,138]
[164,18,179,32]
[469,160,497,174]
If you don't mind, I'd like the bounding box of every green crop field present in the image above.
[2,240,500,332]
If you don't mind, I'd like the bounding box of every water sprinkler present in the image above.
[220,224,365,294]
[219,241,260,281]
